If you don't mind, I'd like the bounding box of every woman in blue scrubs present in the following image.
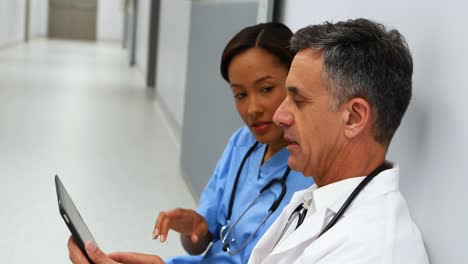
[153,23,314,264]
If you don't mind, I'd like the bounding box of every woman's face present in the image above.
[228,48,289,145]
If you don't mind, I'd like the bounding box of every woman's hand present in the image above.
[68,237,164,264]
[153,208,209,244]
[153,208,212,255]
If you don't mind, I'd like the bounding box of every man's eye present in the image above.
[293,96,306,107]
[234,93,247,99]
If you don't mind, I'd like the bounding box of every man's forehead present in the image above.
[290,49,324,75]
[288,50,324,80]
[285,49,328,97]
[296,48,324,61]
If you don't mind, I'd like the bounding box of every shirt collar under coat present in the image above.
[303,161,399,217]
[268,161,400,257]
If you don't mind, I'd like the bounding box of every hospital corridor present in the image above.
[1,0,467,263]
[0,39,195,262]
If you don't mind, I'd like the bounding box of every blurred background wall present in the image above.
[0,0,28,46]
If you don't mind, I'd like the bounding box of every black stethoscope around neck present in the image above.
[273,161,390,248]
[221,141,291,255]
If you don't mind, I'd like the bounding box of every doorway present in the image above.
[48,0,97,41]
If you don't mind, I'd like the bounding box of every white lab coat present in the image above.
[248,163,429,264]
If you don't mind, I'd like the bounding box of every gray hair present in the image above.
[290,18,413,144]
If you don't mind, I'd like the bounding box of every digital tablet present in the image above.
[55,175,97,263]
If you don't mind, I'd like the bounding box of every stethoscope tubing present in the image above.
[317,162,389,238]
[222,141,291,255]
[273,162,390,249]
[226,141,290,222]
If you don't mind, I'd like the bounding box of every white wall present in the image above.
[29,0,49,38]
[0,0,26,47]
[279,1,468,263]
[97,0,124,41]
[135,0,150,75]
[0,0,48,44]
[153,0,268,133]
[155,0,191,129]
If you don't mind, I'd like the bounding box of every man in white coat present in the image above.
[248,18,429,263]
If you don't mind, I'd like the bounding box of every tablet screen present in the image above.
[55,175,97,246]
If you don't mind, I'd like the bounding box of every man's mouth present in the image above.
[284,136,299,147]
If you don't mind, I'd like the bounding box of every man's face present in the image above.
[273,49,345,177]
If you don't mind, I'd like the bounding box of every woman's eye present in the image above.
[261,86,274,93]
[234,93,247,99]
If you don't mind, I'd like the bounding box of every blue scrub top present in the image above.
[166,126,313,264]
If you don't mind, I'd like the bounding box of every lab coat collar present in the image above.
[268,162,399,257]
[317,161,399,215]
[312,176,365,214]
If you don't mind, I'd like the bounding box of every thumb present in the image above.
[109,252,165,264]
[85,241,116,264]
[191,220,208,243]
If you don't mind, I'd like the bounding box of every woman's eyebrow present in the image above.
[231,75,274,88]
[254,75,273,85]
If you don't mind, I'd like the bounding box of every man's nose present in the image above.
[273,100,293,127]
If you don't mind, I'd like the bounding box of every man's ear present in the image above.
[341,98,371,139]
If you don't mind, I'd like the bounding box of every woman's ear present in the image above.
[342,98,371,140]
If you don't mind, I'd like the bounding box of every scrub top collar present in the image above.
[251,143,290,180]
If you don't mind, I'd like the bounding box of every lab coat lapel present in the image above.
[267,208,329,257]
[250,206,292,261]
[250,189,310,262]
[259,167,401,263]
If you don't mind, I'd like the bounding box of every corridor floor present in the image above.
[0,39,196,263]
